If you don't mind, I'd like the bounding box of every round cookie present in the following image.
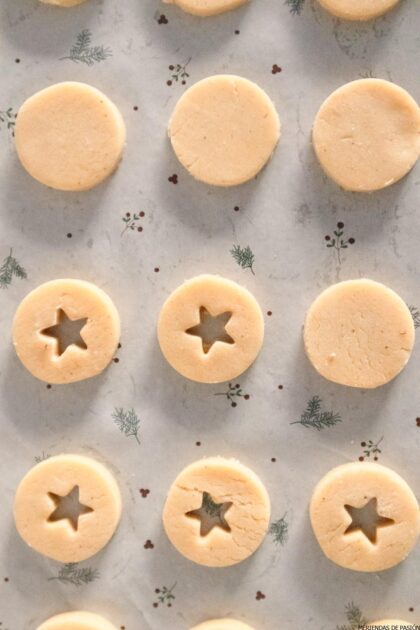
[304,279,415,388]
[371,622,415,629]
[15,82,126,191]
[40,0,87,6]
[312,79,420,192]
[37,612,118,630]
[163,0,248,16]
[163,457,270,567]
[157,274,264,383]
[316,0,400,20]
[14,454,122,563]
[310,462,420,572]
[191,621,254,630]
[168,75,280,186]
[12,279,120,384]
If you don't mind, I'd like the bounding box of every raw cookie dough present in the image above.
[312,79,420,191]
[13,279,120,384]
[14,454,122,563]
[304,279,414,388]
[371,622,414,629]
[38,612,118,630]
[310,462,420,572]
[162,0,248,16]
[163,457,271,567]
[40,0,87,6]
[316,0,400,20]
[158,274,264,383]
[168,75,280,186]
[192,622,254,630]
[15,82,126,191]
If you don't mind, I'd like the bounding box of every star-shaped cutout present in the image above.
[40,308,88,356]
[186,492,233,537]
[185,306,234,354]
[47,486,94,531]
[344,497,395,544]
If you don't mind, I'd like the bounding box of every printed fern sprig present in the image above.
[291,395,341,430]
[112,407,141,444]
[336,602,367,630]
[230,245,255,274]
[48,563,99,586]
[0,249,27,289]
[409,305,420,329]
[270,512,289,546]
[34,452,51,464]
[214,383,250,408]
[61,29,112,66]
[0,107,17,137]
[154,583,177,608]
[286,0,306,15]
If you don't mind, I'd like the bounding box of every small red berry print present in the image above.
[361,441,366,447]
[244,394,250,400]
[272,64,282,74]
[359,456,364,462]
[155,589,160,594]
[139,211,145,218]
[153,603,158,608]
[154,267,160,273]
[337,221,344,229]
[233,205,240,212]
[325,235,331,241]
[267,310,272,316]
[168,174,178,184]
[144,539,154,549]
[235,29,240,34]
[278,385,283,390]
[140,488,150,498]
[256,591,266,601]
[271,457,277,462]
[196,441,201,446]
[348,237,355,244]
[113,357,119,363]
[167,80,172,86]
[169,65,175,71]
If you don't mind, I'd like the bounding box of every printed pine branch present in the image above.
[336,602,367,630]
[62,29,112,65]
[409,305,420,329]
[291,395,341,430]
[0,249,27,289]
[230,245,255,274]
[112,407,141,444]
[48,563,99,586]
[286,0,306,14]
[270,513,289,546]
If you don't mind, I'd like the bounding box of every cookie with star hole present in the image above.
[37,611,118,630]
[12,279,120,384]
[191,621,255,630]
[157,274,264,383]
[162,457,270,567]
[310,462,420,572]
[14,454,122,563]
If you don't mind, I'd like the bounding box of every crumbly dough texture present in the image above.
[191,621,254,630]
[163,0,248,16]
[168,75,280,186]
[40,0,87,6]
[312,79,420,192]
[310,462,420,572]
[37,611,118,630]
[316,0,400,20]
[13,279,120,384]
[371,621,414,629]
[14,454,122,563]
[163,457,271,567]
[15,82,126,191]
[158,274,264,383]
[304,279,415,388]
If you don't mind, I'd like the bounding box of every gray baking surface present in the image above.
[0,0,419,628]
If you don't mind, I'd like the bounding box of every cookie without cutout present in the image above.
[192,621,254,630]
[169,75,280,186]
[13,279,120,384]
[37,611,118,630]
[316,0,400,20]
[310,462,419,572]
[15,82,126,191]
[163,457,271,567]
[158,274,264,383]
[313,79,420,191]
[304,279,414,388]
[14,454,122,563]
[371,621,414,629]
[163,0,248,16]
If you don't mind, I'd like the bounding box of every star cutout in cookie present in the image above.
[344,497,395,544]
[41,308,88,356]
[47,486,94,531]
[185,306,234,354]
[186,492,233,537]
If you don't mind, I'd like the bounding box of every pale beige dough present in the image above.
[38,611,118,630]
[158,274,264,383]
[304,279,415,388]
[310,462,420,572]
[40,0,87,6]
[168,75,280,186]
[14,454,122,563]
[316,0,400,20]
[312,79,420,192]
[13,279,120,385]
[15,82,126,191]
[371,621,415,629]
[191,621,254,630]
[163,0,248,16]
[163,457,271,567]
